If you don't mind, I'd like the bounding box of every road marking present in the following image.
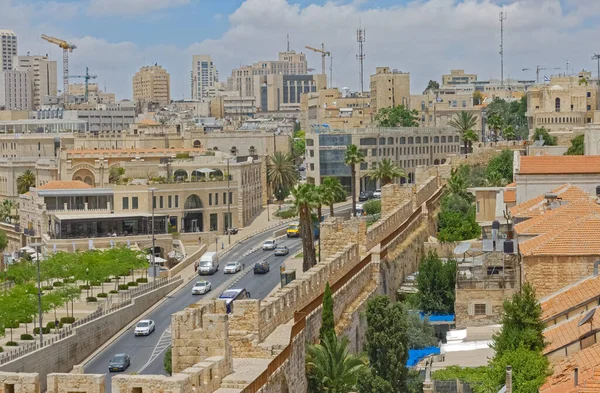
[138,326,172,374]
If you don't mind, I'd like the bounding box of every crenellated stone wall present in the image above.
[0,372,39,393]
[47,373,105,393]
[113,374,192,393]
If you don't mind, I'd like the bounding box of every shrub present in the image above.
[47,321,63,329]
[60,317,75,324]
[90,280,101,286]
[0,346,3,352]
[274,209,297,219]
[20,334,34,340]
[97,293,108,298]
[63,278,75,283]
[79,284,90,290]
[86,296,97,302]
[5,341,18,346]
[104,278,112,283]
[19,316,32,324]
[118,284,129,290]
[136,277,148,283]
[33,327,50,335]
[127,281,138,287]
[42,285,53,291]
[109,290,119,294]
[52,281,64,287]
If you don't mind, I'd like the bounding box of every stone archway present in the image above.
[183,194,204,233]
[174,169,188,182]
[72,168,95,186]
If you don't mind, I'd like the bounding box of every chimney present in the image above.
[574,367,579,387]
[506,366,513,393]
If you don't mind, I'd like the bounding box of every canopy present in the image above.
[20,246,36,254]
[196,168,215,174]
[147,255,167,264]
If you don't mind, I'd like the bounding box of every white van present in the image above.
[198,252,219,275]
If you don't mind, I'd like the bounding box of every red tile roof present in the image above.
[541,274,600,322]
[519,156,600,175]
[510,184,590,219]
[515,198,600,236]
[541,345,600,393]
[37,181,92,190]
[543,305,600,355]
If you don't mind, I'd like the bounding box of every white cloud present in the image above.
[87,0,191,16]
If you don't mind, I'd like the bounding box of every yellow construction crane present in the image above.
[41,34,77,99]
[305,44,330,87]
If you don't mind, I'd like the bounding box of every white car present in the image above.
[373,189,382,199]
[192,280,211,295]
[134,320,155,336]
[224,261,242,274]
[262,239,277,250]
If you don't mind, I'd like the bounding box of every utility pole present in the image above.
[357,27,366,96]
[287,34,290,52]
[593,54,600,86]
[149,188,158,281]
[227,158,231,244]
[499,11,507,87]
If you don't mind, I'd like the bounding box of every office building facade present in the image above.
[0,29,17,71]
[132,65,171,107]
[191,55,219,100]
[14,55,58,109]
[0,70,31,110]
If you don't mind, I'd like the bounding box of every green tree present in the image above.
[486,149,514,184]
[488,346,550,393]
[109,166,126,184]
[565,134,584,155]
[363,200,381,218]
[268,152,299,198]
[375,105,419,127]
[532,127,557,146]
[472,90,483,105]
[487,113,504,141]
[320,282,335,342]
[320,177,346,217]
[0,229,7,252]
[292,129,306,163]
[368,158,406,186]
[437,194,480,242]
[415,251,457,314]
[447,168,472,201]
[307,335,366,393]
[164,347,172,375]
[448,111,477,153]
[406,312,437,349]
[423,80,440,94]
[363,296,409,393]
[16,170,36,195]
[0,199,17,223]
[357,370,393,393]
[344,145,365,218]
[504,125,516,141]
[292,184,319,271]
[486,96,528,141]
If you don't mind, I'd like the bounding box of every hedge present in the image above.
[79,284,90,290]
[20,334,34,340]
[90,280,102,286]
[63,278,76,283]
[136,278,148,283]
[109,290,119,294]
[86,296,97,302]
[33,327,50,335]
[53,281,64,287]
[42,286,53,291]
[274,209,297,219]
[47,321,63,329]
[118,284,129,290]
[5,341,18,346]
[0,346,3,352]
[127,282,138,287]
[104,278,112,283]
[60,316,75,324]
[97,293,108,298]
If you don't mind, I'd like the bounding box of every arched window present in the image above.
[230,146,237,156]
[415,137,421,144]
[249,146,256,155]
[555,97,561,112]
[400,137,406,144]
[193,140,201,148]
[441,136,446,143]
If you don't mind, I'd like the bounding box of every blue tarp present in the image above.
[419,312,455,323]
[407,346,440,367]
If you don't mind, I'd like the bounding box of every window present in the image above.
[476,201,480,214]
[209,194,212,205]
[175,195,179,208]
[223,193,227,205]
[474,304,487,315]
[123,197,129,210]
[168,195,172,208]
[215,193,219,205]
[159,196,164,209]
[371,148,377,157]
[210,213,218,231]
[588,105,592,111]
[360,162,368,170]
[132,197,138,210]
[555,97,561,112]
[588,92,592,98]
[229,192,233,204]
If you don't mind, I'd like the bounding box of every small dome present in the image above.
[550,85,564,91]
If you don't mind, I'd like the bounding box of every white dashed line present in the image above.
[138,326,172,373]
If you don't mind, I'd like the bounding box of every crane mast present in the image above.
[305,44,331,88]
[41,34,76,101]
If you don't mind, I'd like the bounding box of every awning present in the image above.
[147,255,167,263]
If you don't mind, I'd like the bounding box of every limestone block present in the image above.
[0,372,40,393]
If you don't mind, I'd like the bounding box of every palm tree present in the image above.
[16,170,36,195]
[463,129,479,153]
[448,111,477,153]
[292,184,319,271]
[368,158,407,186]
[344,145,365,217]
[306,335,366,393]
[487,113,504,142]
[320,177,346,218]
[448,168,472,201]
[0,199,17,223]
[268,152,299,200]
[504,125,516,141]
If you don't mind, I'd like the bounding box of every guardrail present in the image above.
[0,276,179,366]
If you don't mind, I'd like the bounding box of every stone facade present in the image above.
[455,288,515,328]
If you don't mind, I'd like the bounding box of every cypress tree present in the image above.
[320,282,335,342]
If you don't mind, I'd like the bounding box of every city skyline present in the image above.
[0,0,597,100]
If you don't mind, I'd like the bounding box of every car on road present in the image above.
[359,190,373,201]
[219,288,250,313]
[355,203,365,216]
[287,222,300,238]
[198,252,219,275]
[373,189,382,199]
[274,246,289,256]
[192,280,212,295]
[298,165,306,171]
[253,260,270,274]
[134,320,155,336]
[262,239,277,250]
[108,353,131,372]
[224,261,242,274]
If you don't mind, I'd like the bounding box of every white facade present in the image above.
[14,55,58,109]
[191,55,218,101]
[0,29,17,71]
[0,70,31,110]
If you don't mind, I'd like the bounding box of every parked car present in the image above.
[224,261,242,274]
[359,190,373,201]
[224,227,238,235]
[262,239,277,250]
[192,280,212,295]
[134,320,155,336]
[108,354,131,372]
[253,261,270,274]
[373,189,382,199]
[274,246,289,256]
[198,252,219,275]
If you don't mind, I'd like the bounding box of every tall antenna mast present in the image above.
[287,34,290,52]
[499,11,507,87]
[357,26,366,95]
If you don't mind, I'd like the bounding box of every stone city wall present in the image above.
[113,374,191,393]
[0,278,182,391]
[47,373,105,393]
[415,177,439,208]
[366,195,413,251]
[0,372,39,393]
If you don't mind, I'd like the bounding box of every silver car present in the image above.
[262,239,277,250]
[134,320,155,336]
[192,280,211,295]
[224,261,242,274]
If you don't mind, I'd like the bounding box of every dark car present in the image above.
[109,353,131,372]
[253,261,270,274]
[359,191,373,201]
[224,227,238,235]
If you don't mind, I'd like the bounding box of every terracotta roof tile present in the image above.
[519,213,600,256]
[510,184,590,219]
[37,181,92,190]
[543,305,600,355]
[504,190,516,203]
[520,156,600,175]
[506,182,517,187]
[541,274,600,322]
[541,344,600,393]
[515,198,600,236]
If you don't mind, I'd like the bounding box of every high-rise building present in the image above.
[0,70,31,110]
[191,55,218,100]
[13,55,57,109]
[0,29,17,71]
[132,65,170,107]
[254,73,326,112]
[369,66,410,113]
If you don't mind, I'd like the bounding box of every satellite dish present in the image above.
[579,308,596,327]
[453,242,471,255]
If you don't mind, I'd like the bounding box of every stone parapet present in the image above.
[47,373,105,393]
[112,374,191,393]
[366,197,413,251]
[0,372,39,393]
[415,176,438,208]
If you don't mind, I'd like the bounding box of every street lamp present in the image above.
[148,187,158,281]
[30,242,43,347]
[85,267,89,298]
[227,158,231,245]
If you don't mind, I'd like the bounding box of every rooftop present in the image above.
[519,156,600,175]
[541,344,600,393]
[510,184,590,219]
[543,305,600,355]
[66,148,196,155]
[37,180,92,190]
[541,274,600,322]
[514,198,600,236]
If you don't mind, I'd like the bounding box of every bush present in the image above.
[104,278,112,283]
[164,347,172,375]
[118,284,129,290]
[109,290,119,294]
[79,284,90,290]
[136,278,148,283]
[33,327,50,335]
[42,285,53,291]
[274,209,297,219]
[0,346,3,352]
[127,281,138,287]
[86,296,97,302]
[20,334,34,340]
[90,280,101,286]
[5,341,18,346]
[60,317,75,324]
[97,293,108,298]
[19,316,32,324]
[47,321,63,329]
[52,281,64,287]
[363,199,382,216]
[63,278,75,284]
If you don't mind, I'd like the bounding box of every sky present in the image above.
[1,0,599,100]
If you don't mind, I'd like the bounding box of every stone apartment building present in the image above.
[369,66,410,113]
[300,88,372,131]
[13,55,57,110]
[132,65,171,107]
[254,73,326,113]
